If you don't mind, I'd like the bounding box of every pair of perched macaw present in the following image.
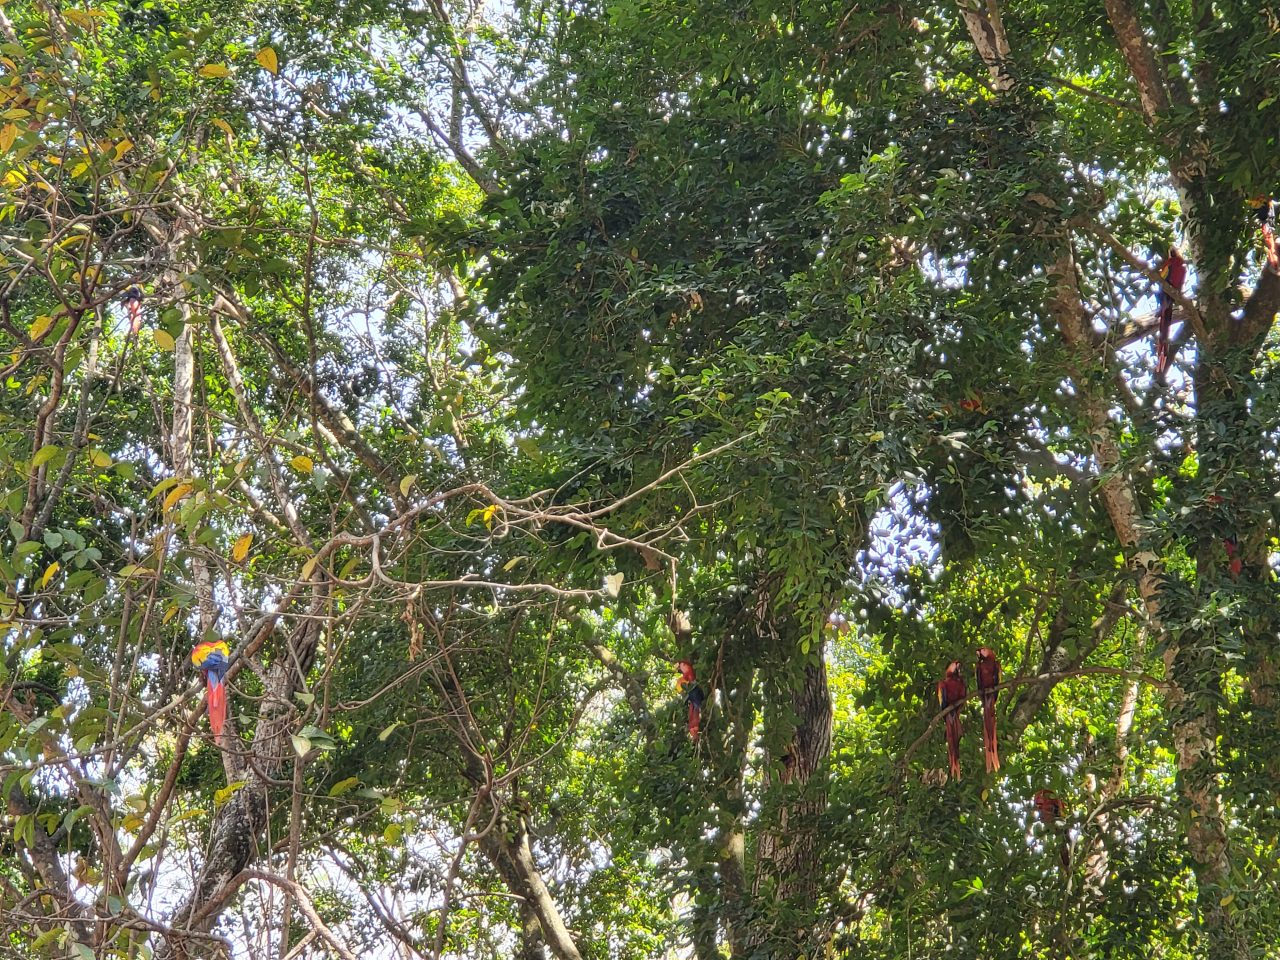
[674,660,705,738]
[191,639,231,737]
[936,648,1001,780]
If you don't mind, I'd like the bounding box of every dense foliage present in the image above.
[0,1,1277,958]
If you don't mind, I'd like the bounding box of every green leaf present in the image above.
[329,776,359,797]
[31,444,60,467]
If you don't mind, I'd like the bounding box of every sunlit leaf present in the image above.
[255,46,279,74]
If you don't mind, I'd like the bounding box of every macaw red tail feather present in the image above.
[687,702,701,739]
[1155,302,1173,376]
[981,693,1000,773]
[206,676,226,737]
[945,711,962,781]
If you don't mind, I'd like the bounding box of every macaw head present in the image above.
[943,660,964,682]
[675,659,696,691]
[192,639,231,670]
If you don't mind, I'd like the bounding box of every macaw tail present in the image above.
[1155,300,1173,375]
[206,675,227,737]
[982,693,1000,773]
[685,684,705,739]
[945,711,962,781]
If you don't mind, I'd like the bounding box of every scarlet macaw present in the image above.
[975,647,1000,773]
[1154,247,1186,377]
[1032,789,1070,867]
[674,660,704,738]
[1033,788,1067,822]
[937,661,967,781]
[1223,536,1242,580]
[124,286,143,335]
[192,639,231,737]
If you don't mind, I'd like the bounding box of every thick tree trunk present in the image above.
[749,648,833,957]
[156,605,325,958]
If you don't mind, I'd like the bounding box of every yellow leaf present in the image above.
[481,503,498,529]
[121,813,144,832]
[231,533,253,563]
[210,117,234,140]
[0,123,16,153]
[197,64,230,79]
[28,314,53,340]
[399,474,416,496]
[214,780,247,806]
[39,561,59,588]
[255,46,279,75]
[290,455,313,474]
[154,329,175,351]
[603,572,624,598]
[300,555,319,580]
[113,139,133,159]
[162,482,193,512]
[88,448,112,468]
[162,605,179,624]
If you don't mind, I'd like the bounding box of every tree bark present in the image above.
[749,647,834,957]
[478,814,583,960]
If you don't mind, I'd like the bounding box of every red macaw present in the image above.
[1033,789,1070,868]
[1033,788,1067,822]
[937,660,967,781]
[675,660,705,738]
[975,647,1001,773]
[1223,536,1243,580]
[1154,247,1186,377]
[124,286,143,335]
[192,639,231,737]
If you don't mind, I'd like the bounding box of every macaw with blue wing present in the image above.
[192,640,231,737]
[124,286,143,335]
[675,660,705,738]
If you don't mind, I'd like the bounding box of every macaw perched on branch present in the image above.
[1033,788,1067,822]
[937,661,967,781]
[1033,789,1070,868]
[1250,195,1274,232]
[123,286,143,335]
[1154,247,1186,377]
[1223,536,1243,580]
[675,660,705,738]
[975,647,1000,773]
[192,640,231,737]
